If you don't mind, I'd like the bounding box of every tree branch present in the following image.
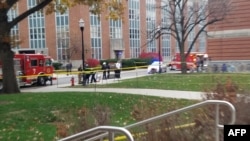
[9,0,53,29]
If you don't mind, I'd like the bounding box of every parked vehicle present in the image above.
[168,52,208,71]
[147,61,167,74]
[0,50,55,91]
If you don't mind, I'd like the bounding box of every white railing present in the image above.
[58,100,235,141]
[58,126,134,141]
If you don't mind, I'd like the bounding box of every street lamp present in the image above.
[157,25,161,73]
[79,19,86,86]
[79,18,85,70]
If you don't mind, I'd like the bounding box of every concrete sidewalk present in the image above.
[21,83,203,100]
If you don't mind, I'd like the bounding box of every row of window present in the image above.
[8,0,206,61]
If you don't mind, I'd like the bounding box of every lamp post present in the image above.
[79,18,85,70]
[157,25,161,73]
[79,19,86,86]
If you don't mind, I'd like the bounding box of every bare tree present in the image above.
[154,0,231,74]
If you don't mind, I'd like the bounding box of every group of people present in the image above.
[101,62,110,79]
[102,61,121,79]
[75,60,122,85]
[78,64,97,85]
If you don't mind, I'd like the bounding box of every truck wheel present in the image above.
[38,76,46,86]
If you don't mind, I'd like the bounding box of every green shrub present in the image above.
[130,58,151,66]
[121,59,136,69]
[100,59,117,65]
[100,58,151,70]
[52,62,63,70]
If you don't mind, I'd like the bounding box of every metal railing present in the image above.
[58,126,134,141]
[81,100,235,141]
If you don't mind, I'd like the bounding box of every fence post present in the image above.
[215,104,220,141]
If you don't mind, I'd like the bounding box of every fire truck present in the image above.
[0,50,55,91]
[169,52,208,70]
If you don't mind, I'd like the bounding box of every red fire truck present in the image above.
[169,52,208,70]
[0,51,55,91]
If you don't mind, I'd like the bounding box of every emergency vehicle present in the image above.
[0,50,55,91]
[169,52,208,70]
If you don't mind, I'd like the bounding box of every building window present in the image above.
[129,0,140,58]
[198,3,207,53]
[55,2,69,63]
[90,14,102,60]
[161,0,171,61]
[146,0,156,53]
[8,4,20,50]
[199,32,206,52]
[28,0,46,49]
[110,19,122,39]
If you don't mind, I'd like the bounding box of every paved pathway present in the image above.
[21,83,203,100]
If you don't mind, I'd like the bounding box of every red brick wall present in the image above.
[18,2,29,49]
[208,0,250,61]
[45,12,56,58]
[208,37,250,60]
[68,5,90,61]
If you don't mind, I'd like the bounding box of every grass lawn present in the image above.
[73,73,250,92]
[1,73,249,140]
[0,92,195,141]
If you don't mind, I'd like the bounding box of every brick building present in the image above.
[207,0,250,61]
[11,0,250,69]
[10,0,209,67]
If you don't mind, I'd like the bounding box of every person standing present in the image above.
[78,65,82,84]
[102,62,107,79]
[195,56,200,72]
[106,62,110,79]
[84,64,91,85]
[90,68,97,83]
[69,62,72,74]
[115,60,121,78]
[66,62,70,75]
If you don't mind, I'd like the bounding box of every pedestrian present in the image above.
[90,68,97,83]
[106,62,110,79]
[200,56,204,71]
[66,62,73,75]
[69,62,72,74]
[196,56,200,72]
[66,62,70,75]
[102,62,107,79]
[78,65,82,84]
[221,63,227,73]
[84,64,91,85]
[115,60,121,78]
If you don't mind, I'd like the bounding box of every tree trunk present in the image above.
[179,43,187,74]
[180,56,188,74]
[0,14,20,94]
[0,44,20,94]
